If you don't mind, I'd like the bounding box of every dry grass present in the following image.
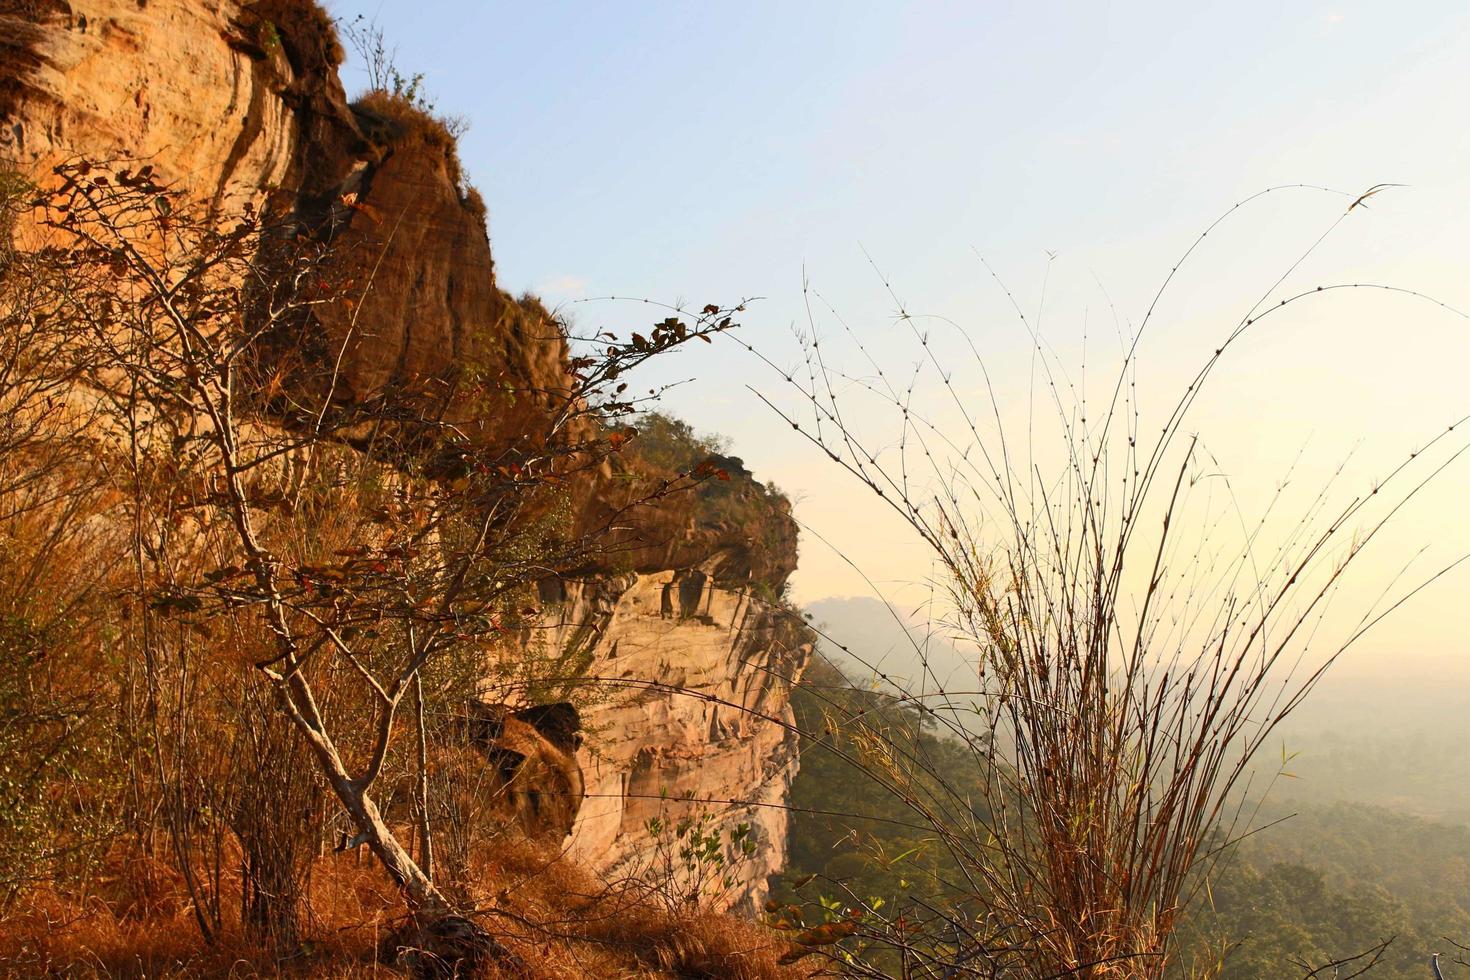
[0,843,390,977]
[467,838,815,979]
[0,837,814,979]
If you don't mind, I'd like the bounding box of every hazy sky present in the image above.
[328,1,1470,675]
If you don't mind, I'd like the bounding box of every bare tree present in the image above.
[1291,937,1395,979]
[31,161,735,954]
[339,14,469,138]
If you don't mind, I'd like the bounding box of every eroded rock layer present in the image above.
[528,571,809,910]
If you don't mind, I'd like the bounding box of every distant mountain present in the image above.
[1257,670,1470,824]
[801,595,979,697]
[802,597,1470,824]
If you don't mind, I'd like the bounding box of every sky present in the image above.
[327,1,1470,678]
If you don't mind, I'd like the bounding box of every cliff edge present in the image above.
[1,0,810,909]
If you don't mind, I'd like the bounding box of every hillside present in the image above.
[772,658,1470,978]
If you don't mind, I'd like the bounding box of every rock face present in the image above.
[2,0,811,912]
[2,0,561,436]
[465,701,586,845]
[0,0,350,221]
[532,571,810,910]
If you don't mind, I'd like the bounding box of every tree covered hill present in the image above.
[772,658,1470,979]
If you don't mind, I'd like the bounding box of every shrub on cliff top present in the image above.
[242,0,344,74]
[628,410,798,587]
[342,15,474,202]
[629,411,732,474]
[352,89,475,208]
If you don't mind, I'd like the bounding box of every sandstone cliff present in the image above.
[2,0,809,909]
[546,572,809,911]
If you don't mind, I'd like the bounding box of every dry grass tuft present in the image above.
[448,837,815,979]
